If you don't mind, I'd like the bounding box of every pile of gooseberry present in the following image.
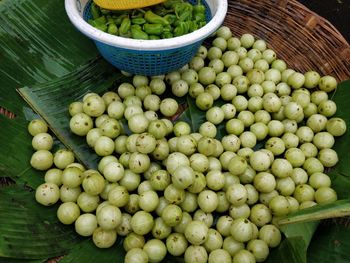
[30,26,346,263]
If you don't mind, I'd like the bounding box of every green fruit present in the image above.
[185,221,209,245]
[30,150,53,171]
[28,119,48,136]
[92,227,117,248]
[35,183,60,206]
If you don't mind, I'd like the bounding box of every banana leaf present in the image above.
[0,186,81,259]
[59,238,124,263]
[308,223,350,263]
[18,58,129,170]
[0,258,45,263]
[270,81,350,262]
[267,221,319,263]
[1,0,350,262]
[0,114,45,188]
[0,0,100,187]
[327,80,350,198]
[0,0,97,115]
[0,260,44,263]
[0,0,125,260]
[301,80,350,262]
[0,108,67,188]
[178,96,226,139]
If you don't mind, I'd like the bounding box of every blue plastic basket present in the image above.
[94,42,204,76]
[66,0,228,76]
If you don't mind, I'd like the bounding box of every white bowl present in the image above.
[65,0,228,51]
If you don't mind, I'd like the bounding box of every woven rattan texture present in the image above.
[0,107,15,119]
[225,0,350,81]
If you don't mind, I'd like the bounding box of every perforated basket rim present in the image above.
[65,0,227,51]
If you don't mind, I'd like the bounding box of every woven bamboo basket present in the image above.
[0,107,15,119]
[224,0,350,81]
[1,1,350,261]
